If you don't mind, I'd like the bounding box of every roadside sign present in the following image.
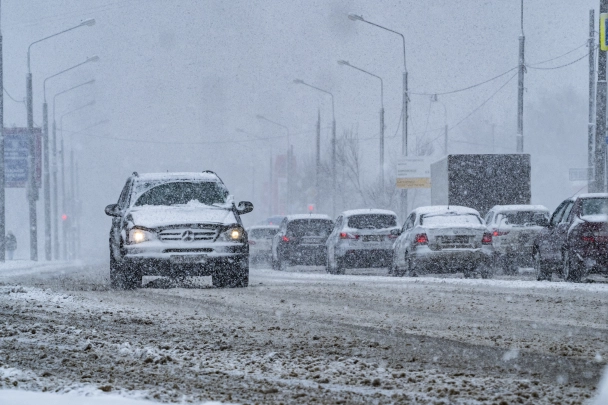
[569,168,592,182]
[4,128,42,188]
[396,158,431,189]
[602,13,608,51]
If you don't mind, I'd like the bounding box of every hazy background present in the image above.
[2,0,597,260]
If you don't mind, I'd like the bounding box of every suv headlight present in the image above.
[128,228,157,244]
[217,226,245,243]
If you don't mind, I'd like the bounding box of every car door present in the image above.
[397,213,415,266]
[538,200,570,262]
[110,179,132,259]
[272,219,287,261]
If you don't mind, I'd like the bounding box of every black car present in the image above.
[104,171,253,289]
[271,214,334,271]
[533,193,608,282]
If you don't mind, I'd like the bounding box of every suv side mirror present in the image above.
[236,201,254,215]
[390,228,402,236]
[105,204,121,217]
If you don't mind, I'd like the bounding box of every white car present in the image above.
[247,225,279,264]
[391,206,494,278]
[325,209,400,274]
[484,204,550,274]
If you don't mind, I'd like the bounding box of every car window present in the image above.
[421,213,482,226]
[560,202,575,224]
[117,180,131,208]
[484,211,493,224]
[134,181,227,207]
[495,210,549,226]
[249,228,278,239]
[286,219,334,237]
[405,213,415,230]
[347,214,396,229]
[581,198,608,216]
[550,202,568,226]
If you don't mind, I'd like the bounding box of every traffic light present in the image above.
[308,204,315,212]
[61,214,68,221]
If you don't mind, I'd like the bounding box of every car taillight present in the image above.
[492,229,509,237]
[340,232,359,239]
[581,232,595,243]
[282,236,290,242]
[482,232,493,244]
[415,233,428,245]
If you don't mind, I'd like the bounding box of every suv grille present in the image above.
[159,228,218,242]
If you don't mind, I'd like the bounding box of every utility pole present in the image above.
[589,9,597,190]
[595,0,608,192]
[52,120,59,258]
[516,0,525,153]
[26,72,37,260]
[0,0,5,262]
[60,138,67,259]
[69,149,74,259]
[316,108,320,209]
[443,124,448,156]
[42,102,51,260]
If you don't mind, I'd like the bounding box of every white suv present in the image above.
[105,171,253,289]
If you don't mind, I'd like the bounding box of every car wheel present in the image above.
[279,256,289,272]
[404,253,417,277]
[335,257,346,275]
[562,250,583,283]
[110,255,140,290]
[213,261,249,288]
[478,262,493,279]
[534,249,551,281]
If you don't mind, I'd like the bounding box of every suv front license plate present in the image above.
[171,255,207,264]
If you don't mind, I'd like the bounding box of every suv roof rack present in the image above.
[203,170,225,184]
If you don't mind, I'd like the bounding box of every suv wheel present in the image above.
[534,249,551,281]
[213,261,249,288]
[279,256,289,272]
[110,252,140,290]
[562,250,583,283]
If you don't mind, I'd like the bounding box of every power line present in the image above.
[4,88,24,103]
[527,41,588,66]
[410,67,517,97]
[526,46,596,70]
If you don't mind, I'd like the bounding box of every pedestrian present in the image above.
[6,231,16,260]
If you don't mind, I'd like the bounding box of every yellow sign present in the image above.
[601,13,608,51]
[396,178,431,189]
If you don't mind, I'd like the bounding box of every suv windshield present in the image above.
[134,181,227,207]
[249,228,278,239]
[421,213,482,226]
[287,219,333,237]
[347,214,396,229]
[496,211,548,226]
[582,198,608,216]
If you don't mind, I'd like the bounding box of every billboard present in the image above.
[4,128,42,188]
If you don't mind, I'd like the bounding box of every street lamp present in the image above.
[256,115,291,213]
[293,79,336,217]
[337,59,385,189]
[347,13,409,217]
[58,101,96,260]
[41,56,98,260]
[236,128,274,216]
[430,94,448,155]
[25,18,96,261]
[51,79,95,259]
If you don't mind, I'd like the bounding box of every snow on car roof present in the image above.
[341,209,397,217]
[134,172,220,182]
[286,214,332,221]
[247,225,279,230]
[576,193,608,199]
[414,205,480,216]
[490,204,549,213]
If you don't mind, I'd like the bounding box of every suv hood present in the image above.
[128,205,237,228]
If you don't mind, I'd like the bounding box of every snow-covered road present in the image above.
[1,263,607,404]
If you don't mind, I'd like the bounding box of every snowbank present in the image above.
[0,389,228,405]
[592,366,608,405]
[0,260,83,279]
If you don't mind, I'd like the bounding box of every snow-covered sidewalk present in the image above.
[0,389,227,404]
[0,260,83,279]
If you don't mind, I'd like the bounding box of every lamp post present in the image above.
[25,18,95,261]
[348,13,409,217]
[51,79,95,259]
[431,94,448,155]
[293,79,336,217]
[337,60,385,189]
[58,101,96,259]
[256,115,290,213]
[42,56,98,260]
[236,128,274,216]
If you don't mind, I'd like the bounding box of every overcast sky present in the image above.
[1,0,599,259]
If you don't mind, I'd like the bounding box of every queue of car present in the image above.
[252,193,608,283]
